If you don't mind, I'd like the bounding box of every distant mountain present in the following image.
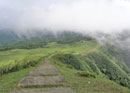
[0,30,130,89]
[0,31,93,51]
[0,30,19,46]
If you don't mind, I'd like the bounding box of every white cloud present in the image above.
[0,0,130,34]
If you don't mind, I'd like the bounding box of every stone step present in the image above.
[44,58,51,65]
[18,76,66,87]
[29,65,60,76]
[10,87,76,93]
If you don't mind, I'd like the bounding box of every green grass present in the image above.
[0,62,44,93]
[0,40,130,92]
[51,57,130,93]
[78,71,96,78]
[0,55,44,75]
[0,41,97,75]
[0,41,97,92]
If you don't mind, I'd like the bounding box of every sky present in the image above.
[0,0,130,34]
[0,0,130,48]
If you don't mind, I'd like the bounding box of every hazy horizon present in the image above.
[0,0,130,48]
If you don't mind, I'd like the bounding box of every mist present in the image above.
[0,0,130,48]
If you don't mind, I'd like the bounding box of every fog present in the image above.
[0,0,130,48]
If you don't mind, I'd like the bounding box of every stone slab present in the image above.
[18,76,66,87]
[29,65,60,76]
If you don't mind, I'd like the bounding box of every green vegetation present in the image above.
[87,51,130,88]
[52,51,130,88]
[0,34,130,92]
[0,62,44,93]
[0,31,93,51]
[50,56,130,93]
[78,71,96,78]
[0,55,43,75]
[0,31,19,46]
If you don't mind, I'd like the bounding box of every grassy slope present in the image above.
[51,57,130,93]
[0,41,96,67]
[0,61,44,93]
[0,41,130,92]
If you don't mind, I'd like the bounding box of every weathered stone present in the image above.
[10,58,75,93]
[18,76,66,87]
[30,65,60,76]
[29,58,60,76]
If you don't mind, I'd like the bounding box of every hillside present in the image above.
[0,31,92,51]
[0,30,19,46]
[0,37,130,92]
[1,0,130,92]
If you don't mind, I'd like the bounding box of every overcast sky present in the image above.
[0,0,130,35]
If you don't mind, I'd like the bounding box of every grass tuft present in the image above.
[78,71,96,78]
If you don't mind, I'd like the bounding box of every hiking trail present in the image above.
[10,58,75,93]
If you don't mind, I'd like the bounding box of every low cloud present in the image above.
[0,0,130,48]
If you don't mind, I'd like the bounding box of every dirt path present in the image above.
[10,58,75,93]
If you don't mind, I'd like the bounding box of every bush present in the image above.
[57,54,83,70]
[0,55,43,76]
[78,71,96,78]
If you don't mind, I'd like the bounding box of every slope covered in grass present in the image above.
[0,40,96,75]
[0,60,45,93]
[52,50,130,88]
[0,40,130,92]
[50,56,130,93]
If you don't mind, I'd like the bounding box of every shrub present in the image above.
[78,71,96,78]
[0,55,43,76]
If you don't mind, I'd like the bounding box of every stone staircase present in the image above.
[10,58,75,93]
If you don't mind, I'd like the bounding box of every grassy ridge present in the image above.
[0,41,96,76]
[0,41,130,92]
[50,56,130,93]
[87,51,130,88]
[50,46,130,88]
